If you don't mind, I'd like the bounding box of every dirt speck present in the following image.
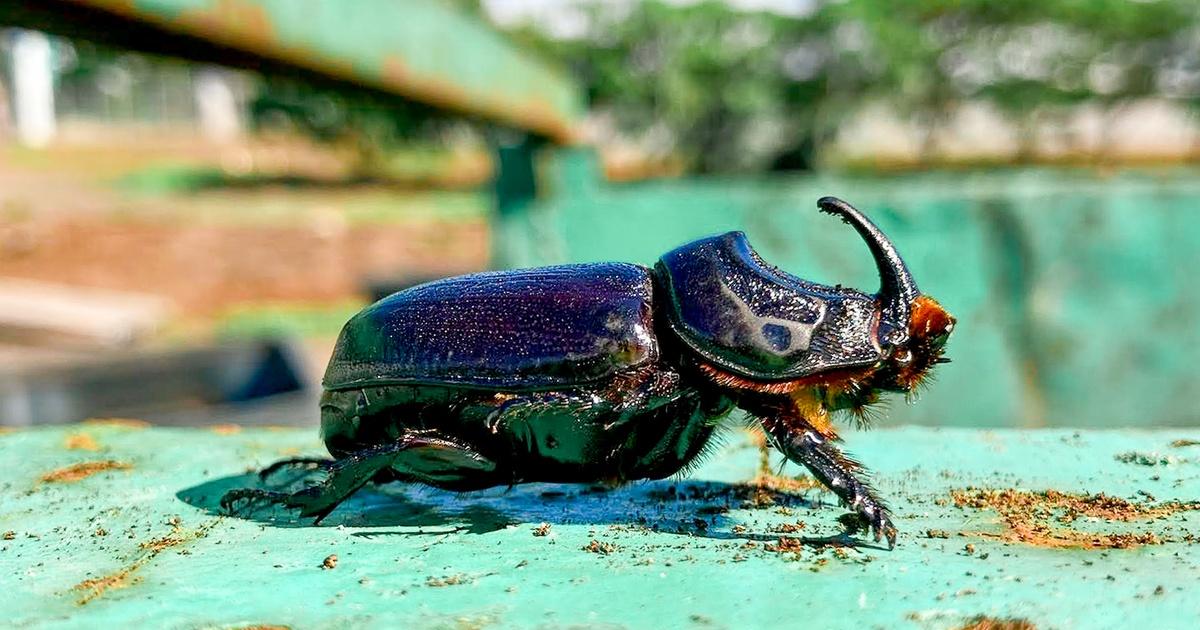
[957,615,1037,630]
[768,521,807,534]
[426,574,469,587]
[2,531,14,540]
[41,460,131,483]
[583,539,617,555]
[322,554,338,570]
[926,529,951,539]
[532,523,551,537]
[763,537,805,555]
[1170,439,1200,448]
[64,433,100,451]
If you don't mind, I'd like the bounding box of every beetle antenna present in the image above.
[817,197,920,340]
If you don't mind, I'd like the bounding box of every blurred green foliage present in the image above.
[215,300,365,340]
[505,0,1200,172]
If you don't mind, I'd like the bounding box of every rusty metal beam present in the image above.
[0,0,581,142]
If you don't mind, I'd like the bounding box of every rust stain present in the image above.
[175,0,276,48]
[66,0,578,142]
[73,520,216,605]
[951,488,1200,549]
[211,423,242,435]
[64,433,100,451]
[83,418,150,429]
[41,460,132,483]
[1171,439,1200,448]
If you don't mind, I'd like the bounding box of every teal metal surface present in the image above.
[16,0,581,141]
[512,157,1200,428]
[3,422,1199,628]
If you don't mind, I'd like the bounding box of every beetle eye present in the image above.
[894,349,912,365]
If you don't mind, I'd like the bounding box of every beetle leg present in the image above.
[222,434,497,523]
[761,420,897,549]
[257,457,334,483]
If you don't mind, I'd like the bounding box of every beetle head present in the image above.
[817,197,955,393]
[873,295,955,394]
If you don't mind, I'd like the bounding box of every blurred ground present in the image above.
[0,131,491,380]
[0,132,489,314]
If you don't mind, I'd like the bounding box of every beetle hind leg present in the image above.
[221,434,497,523]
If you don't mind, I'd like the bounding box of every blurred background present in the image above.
[0,0,1197,429]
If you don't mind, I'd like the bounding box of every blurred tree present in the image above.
[504,0,1200,171]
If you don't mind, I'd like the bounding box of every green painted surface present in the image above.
[507,157,1200,428]
[62,0,581,140]
[3,423,1200,628]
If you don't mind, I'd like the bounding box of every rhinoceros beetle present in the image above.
[222,197,954,548]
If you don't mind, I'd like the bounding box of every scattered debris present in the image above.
[926,529,951,539]
[73,520,216,604]
[951,487,1200,549]
[2,531,14,540]
[532,523,551,537]
[41,460,131,483]
[322,554,338,570]
[963,543,976,554]
[1114,451,1182,466]
[1170,439,1200,448]
[957,615,1037,630]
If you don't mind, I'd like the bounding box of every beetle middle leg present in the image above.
[760,416,897,548]
[221,433,497,523]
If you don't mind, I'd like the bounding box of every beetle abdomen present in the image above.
[323,263,659,390]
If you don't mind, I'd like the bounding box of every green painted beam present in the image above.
[3,422,1199,628]
[4,0,581,141]
[506,156,1200,428]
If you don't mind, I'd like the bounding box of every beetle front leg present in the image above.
[761,419,896,548]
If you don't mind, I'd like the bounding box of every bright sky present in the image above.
[482,0,818,37]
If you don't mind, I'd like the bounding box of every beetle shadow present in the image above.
[176,471,887,550]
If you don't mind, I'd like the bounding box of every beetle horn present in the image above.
[817,196,920,339]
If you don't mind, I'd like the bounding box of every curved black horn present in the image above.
[817,196,920,338]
